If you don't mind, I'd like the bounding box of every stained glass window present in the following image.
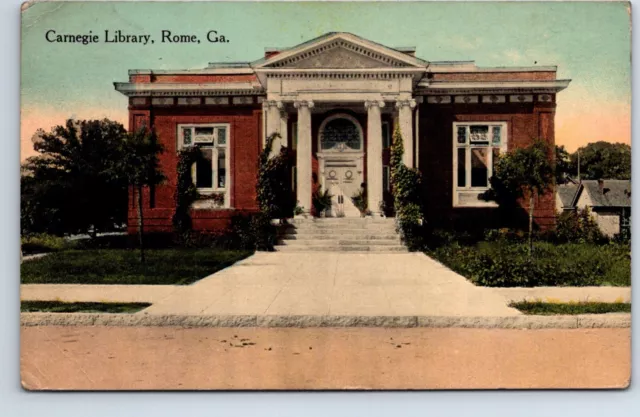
[457,126,467,144]
[183,128,192,145]
[492,126,501,145]
[320,118,362,151]
[469,126,489,143]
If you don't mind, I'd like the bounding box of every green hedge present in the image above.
[429,241,630,287]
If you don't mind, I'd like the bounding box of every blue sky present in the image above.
[21,1,631,156]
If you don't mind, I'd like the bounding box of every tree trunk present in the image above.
[136,185,145,263]
[528,192,534,258]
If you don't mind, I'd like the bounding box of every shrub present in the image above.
[312,189,333,216]
[256,133,295,219]
[390,125,425,250]
[555,208,606,243]
[21,234,71,255]
[429,241,630,287]
[229,213,277,251]
[351,187,368,216]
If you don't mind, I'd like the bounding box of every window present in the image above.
[453,122,507,207]
[178,124,231,207]
[382,121,391,148]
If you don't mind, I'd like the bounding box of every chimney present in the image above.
[597,179,604,194]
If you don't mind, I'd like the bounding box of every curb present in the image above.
[20,313,631,329]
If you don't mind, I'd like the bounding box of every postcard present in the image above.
[20,1,631,390]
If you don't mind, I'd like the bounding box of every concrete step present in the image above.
[279,239,401,246]
[280,234,400,240]
[275,245,408,253]
[283,224,397,231]
[286,218,395,225]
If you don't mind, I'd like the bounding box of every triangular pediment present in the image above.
[255,33,427,69]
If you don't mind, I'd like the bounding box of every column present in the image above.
[365,100,385,215]
[294,100,314,214]
[396,99,417,168]
[263,100,284,156]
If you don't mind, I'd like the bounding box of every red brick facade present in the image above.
[117,33,567,234]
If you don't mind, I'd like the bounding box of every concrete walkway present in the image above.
[22,252,520,317]
[21,252,631,322]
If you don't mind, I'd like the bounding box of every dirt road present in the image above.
[21,326,630,390]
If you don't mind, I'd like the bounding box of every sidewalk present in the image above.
[21,251,631,328]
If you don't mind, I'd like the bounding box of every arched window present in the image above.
[319,115,363,151]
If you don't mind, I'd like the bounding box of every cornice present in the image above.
[114,82,265,97]
[416,79,571,95]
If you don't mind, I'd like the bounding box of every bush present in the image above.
[555,208,607,243]
[429,241,630,287]
[21,234,71,255]
[229,213,277,251]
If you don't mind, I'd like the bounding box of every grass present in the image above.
[21,249,253,285]
[428,240,630,287]
[510,300,631,315]
[21,300,151,313]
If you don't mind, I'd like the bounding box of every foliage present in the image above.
[555,145,571,184]
[428,240,630,287]
[570,141,631,180]
[256,133,295,219]
[313,188,333,216]
[21,248,252,285]
[229,213,278,251]
[21,119,129,236]
[21,301,151,314]
[555,208,606,243]
[112,127,165,263]
[351,188,368,216]
[509,300,631,315]
[390,125,425,250]
[488,140,553,255]
[21,234,71,255]
[172,146,202,238]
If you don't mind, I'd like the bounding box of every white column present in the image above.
[263,100,284,156]
[365,100,385,216]
[294,100,314,214]
[396,99,417,168]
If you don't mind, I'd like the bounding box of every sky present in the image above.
[21,1,631,159]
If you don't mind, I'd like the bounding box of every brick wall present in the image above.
[127,104,263,233]
[418,99,557,231]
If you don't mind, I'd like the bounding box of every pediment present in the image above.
[256,33,426,70]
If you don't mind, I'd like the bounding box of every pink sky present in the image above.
[21,98,630,161]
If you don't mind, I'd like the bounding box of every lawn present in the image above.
[21,301,151,314]
[428,241,630,287]
[21,249,253,285]
[510,301,631,315]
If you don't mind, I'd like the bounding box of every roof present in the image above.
[581,180,631,208]
[557,183,579,209]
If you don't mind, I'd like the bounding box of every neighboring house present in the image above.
[114,32,570,233]
[556,179,631,237]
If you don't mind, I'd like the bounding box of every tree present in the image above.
[570,141,631,180]
[114,128,165,263]
[489,140,554,256]
[555,145,571,184]
[21,119,128,236]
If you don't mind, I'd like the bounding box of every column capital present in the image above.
[293,100,314,109]
[364,100,385,109]
[395,99,417,109]
[262,100,283,110]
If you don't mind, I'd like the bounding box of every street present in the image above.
[21,326,630,390]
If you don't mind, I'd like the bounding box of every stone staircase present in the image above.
[276,218,407,252]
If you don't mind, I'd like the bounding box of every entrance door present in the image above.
[324,159,362,217]
[318,113,365,217]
